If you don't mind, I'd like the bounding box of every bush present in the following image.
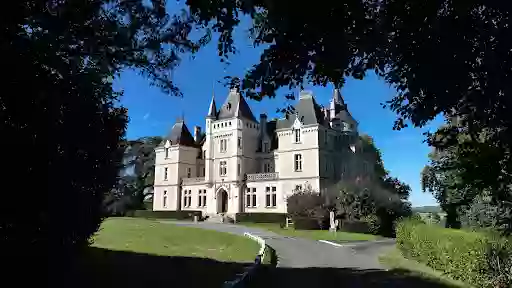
[287,188,329,228]
[129,210,202,220]
[293,217,322,230]
[341,220,371,234]
[235,213,286,224]
[396,219,512,287]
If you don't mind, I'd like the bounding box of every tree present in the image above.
[184,0,512,233]
[333,135,412,235]
[115,136,163,212]
[2,1,206,282]
[287,186,327,219]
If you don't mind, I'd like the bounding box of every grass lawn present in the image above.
[76,217,260,288]
[239,222,378,242]
[379,247,471,288]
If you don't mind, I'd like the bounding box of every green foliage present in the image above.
[106,136,163,214]
[128,210,202,220]
[185,0,512,235]
[235,213,287,224]
[396,219,512,287]
[286,187,329,228]
[336,178,411,237]
[2,1,206,281]
[409,214,426,224]
[422,124,511,233]
[292,217,322,230]
[341,220,372,234]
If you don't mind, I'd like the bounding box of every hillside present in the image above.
[412,206,442,214]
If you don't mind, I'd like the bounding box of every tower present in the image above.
[205,93,217,184]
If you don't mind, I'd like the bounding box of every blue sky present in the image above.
[116,8,443,207]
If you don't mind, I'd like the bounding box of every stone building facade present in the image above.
[152,88,374,217]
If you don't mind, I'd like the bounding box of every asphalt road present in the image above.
[159,221,453,287]
[159,221,390,269]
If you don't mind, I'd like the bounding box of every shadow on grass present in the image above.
[67,247,458,288]
[70,247,252,288]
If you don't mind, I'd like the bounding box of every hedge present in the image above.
[235,213,286,224]
[292,217,321,230]
[127,210,202,220]
[396,218,512,287]
[341,220,371,234]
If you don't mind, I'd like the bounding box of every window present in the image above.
[237,163,241,176]
[203,150,206,159]
[163,190,168,207]
[294,154,303,171]
[165,148,169,159]
[164,167,168,180]
[263,142,269,152]
[202,167,206,177]
[294,185,302,192]
[187,167,191,178]
[238,137,242,149]
[265,186,277,207]
[219,161,227,176]
[263,162,271,173]
[198,190,207,207]
[245,188,257,207]
[183,190,192,208]
[220,139,227,152]
[294,129,301,143]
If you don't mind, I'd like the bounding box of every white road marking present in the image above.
[318,240,344,247]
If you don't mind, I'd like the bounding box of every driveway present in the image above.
[159,221,451,287]
[159,221,390,269]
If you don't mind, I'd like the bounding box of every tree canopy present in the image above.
[2,0,206,283]
[183,0,512,232]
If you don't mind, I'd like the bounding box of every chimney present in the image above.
[193,126,201,142]
[259,113,267,136]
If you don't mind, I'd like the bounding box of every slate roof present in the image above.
[257,119,279,152]
[276,92,326,129]
[158,119,196,147]
[216,89,257,122]
[206,96,217,119]
[334,108,357,125]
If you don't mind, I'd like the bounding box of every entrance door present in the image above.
[217,189,228,214]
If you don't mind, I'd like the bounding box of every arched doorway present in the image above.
[217,189,228,214]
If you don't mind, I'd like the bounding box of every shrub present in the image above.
[129,210,202,220]
[341,220,371,234]
[235,213,286,224]
[293,217,322,230]
[396,218,512,287]
[287,188,329,228]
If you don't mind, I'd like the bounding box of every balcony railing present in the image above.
[246,172,279,182]
[182,177,205,184]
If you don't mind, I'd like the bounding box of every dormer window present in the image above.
[294,129,301,143]
[165,148,169,159]
[263,142,269,152]
[227,103,231,111]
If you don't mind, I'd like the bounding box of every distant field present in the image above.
[412,205,442,214]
